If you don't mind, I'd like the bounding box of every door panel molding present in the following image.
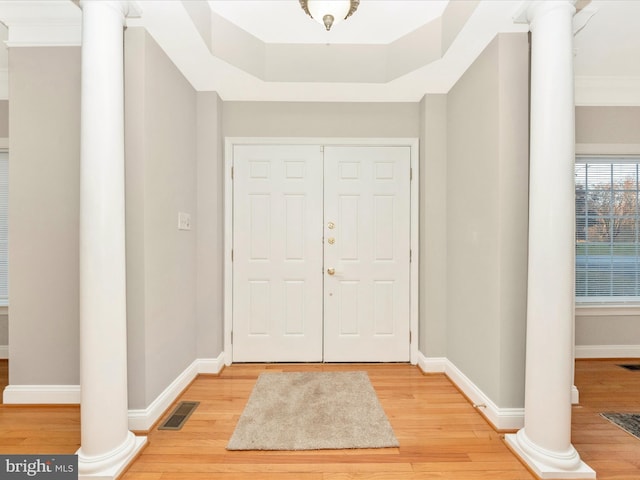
[232,145,324,362]
[323,146,411,362]
[224,137,419,365]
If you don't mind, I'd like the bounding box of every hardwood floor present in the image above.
[572,359,640,479]
[0,360,638,479]
[124,364,534,480]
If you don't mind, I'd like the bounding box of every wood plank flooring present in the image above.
[572,359,640,480]
[0,360,638,479]
[123,364,534,480]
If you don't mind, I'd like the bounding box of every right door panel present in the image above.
[323,146,411,362]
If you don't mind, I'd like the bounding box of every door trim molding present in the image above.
[224,137,420,365]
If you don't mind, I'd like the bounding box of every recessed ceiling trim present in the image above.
[182,0,477,84]
[441,0,480,53]
[265,43,388,83]
[123,1,532,101]
[210,12,265,80]
[207,0,449,45]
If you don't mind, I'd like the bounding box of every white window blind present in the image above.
[0,151,7,306]
[575,156,640,303]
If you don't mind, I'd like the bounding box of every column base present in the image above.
[78,432,147,480]
[505,430,595,479]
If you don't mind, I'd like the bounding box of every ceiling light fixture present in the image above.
[299,0,360,31]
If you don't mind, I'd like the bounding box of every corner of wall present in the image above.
[496,31,529,408]
[417,352,524,431]
[125,27,200,409]
[196,91,225,359]
[124,24,149,410]
[418,94,448,358]
[127,354,225,431]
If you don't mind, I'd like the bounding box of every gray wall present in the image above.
[8,47,80,385]
[196,91,224,358]
[445,33,529,408]
[4,29,224,405]
[576,107,640,145]
[0,314,7,349]
[223,101,420,138]
[419,94,448,356]
[575,106,640,348]
[0,100,7,350]
[0,100,8,138]
[125,28,203,409]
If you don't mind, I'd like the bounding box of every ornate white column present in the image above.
[505,2,594,478]
[77,1,146,478]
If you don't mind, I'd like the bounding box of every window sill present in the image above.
[575,304,640,317]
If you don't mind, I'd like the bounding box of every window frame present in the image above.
[575,152,640,309]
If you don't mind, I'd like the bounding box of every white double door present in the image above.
[232,144,410,362]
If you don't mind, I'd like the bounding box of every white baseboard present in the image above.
[196,354,226,374]
[417,352,524,431]
[127,354,225,431]
[575,344,640,359]
[2,353,225,416]
[417,354,446,373]
[3,384,81,404]
[0,345,7,359]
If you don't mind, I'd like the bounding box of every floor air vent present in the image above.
[158,401,200,430]
[618,364,640,371]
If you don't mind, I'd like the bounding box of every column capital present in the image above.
[78,0,142,19]
[513,0,577,27]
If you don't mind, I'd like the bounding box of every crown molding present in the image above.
[0,1,82,47]
[4,24,82,48]
[0,1,141,47]
[575,76,640,106]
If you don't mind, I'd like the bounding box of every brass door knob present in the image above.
[328,237,335,245]
[327,268,335,276]
[328,222,335,230]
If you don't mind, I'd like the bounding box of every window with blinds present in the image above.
[575,156,640,303]
[0,151,6,306]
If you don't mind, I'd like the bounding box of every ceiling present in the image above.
[126,0,529,100]
[205,1,450,45]
[573,0,640,77]
[0,0,639,104]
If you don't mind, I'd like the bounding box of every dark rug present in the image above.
[618,364,640,371]
[601,413,640,440]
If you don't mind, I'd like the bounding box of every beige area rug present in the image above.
[226,371,399,451]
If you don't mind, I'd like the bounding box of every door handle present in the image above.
[327,268,335,276]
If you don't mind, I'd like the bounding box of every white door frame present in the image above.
[223,137,420,366]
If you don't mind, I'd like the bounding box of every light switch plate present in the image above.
[178,212,191,230]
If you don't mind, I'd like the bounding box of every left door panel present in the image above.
[232,145,324,362]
